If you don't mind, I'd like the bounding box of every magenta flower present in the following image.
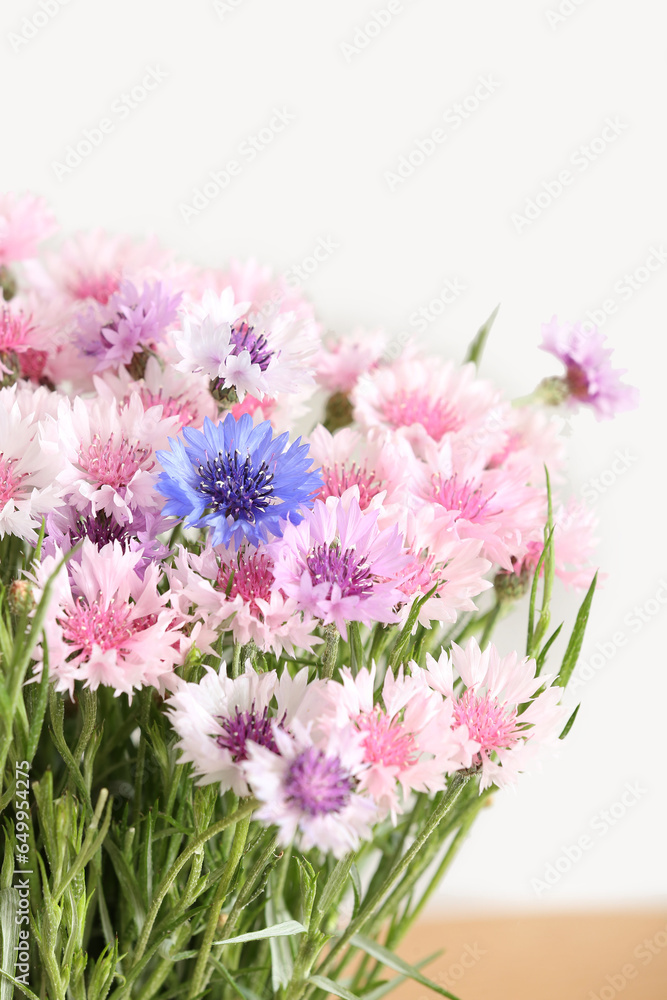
[540,317,639,420]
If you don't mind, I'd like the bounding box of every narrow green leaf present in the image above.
[554,572,597,688]
[208,958,263,1000]
[350,934,461,1000]
[535,622,563,676]
[213,919,306,946]
[363,953,443,1000]
[559,703,581,740]
[0,970,40,1000]
[464,303,500,367]
[309,975,360,1000]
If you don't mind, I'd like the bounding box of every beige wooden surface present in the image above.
[392,912,667,1000]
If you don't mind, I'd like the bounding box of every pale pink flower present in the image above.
[243,721,377,858]
[44,229,189,304]
[396,511,492,629]
[0,385,64,543]
[198,258,318,325]
[94,359,218,430]
[353,359,507,462]
[317,665,478,822]
[413,444,546,571]
[417,639,567,790]
[168,543,322,658]
[48,391,180,524]
[32,540,182,697]
[166,664,321,796]
[268,494,410,640]
[307,424,412,527]
[0,193,57,266]
[314,329,389,395]
[511,498,600,592]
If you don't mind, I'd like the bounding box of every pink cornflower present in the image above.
[307,424,412,526]
[268,494,410,640]
[94,358,218,431]
[0,385,63,542]
[314,329,389,395]
[540,317,639,420]
[202,258,318,325]
[317,665,478,821]
[168,543,322,658]
[0,193,57,266]
[243,721,377,858]
[45,229,186,304]
[414,445,546,571]
[353,358,506,461]
[166,664,321,796]
[32,540,183,697]
[48,391,180,524]
[506,498,600,592]
[396,512,492,629]
[416,639,567,790]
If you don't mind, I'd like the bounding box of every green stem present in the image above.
[133,688,152,822]
[188,812,251,999]
[121,798,257,983]
[313,773,472,987]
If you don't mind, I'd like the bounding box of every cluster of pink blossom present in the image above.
[0,193,638,853]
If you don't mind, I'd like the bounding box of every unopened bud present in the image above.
[0,266,17,302]
[8,580,35,617]
[493,564,531,603]
[323,391,354,432]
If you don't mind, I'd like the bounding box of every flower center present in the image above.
[196,449,275,524]
[68,272,119,304]
[382,389,462,441]
[0,456,26,504]
[433,474,497,523]
[319,462,383,510]
[452,689,521,753]
[58,599,154,655]
[78,433,153,489]
[284,747,354,817]
[217,703,279,761]
[216,552,274,614]
[305,543,374,599]
[565,361,591,399]
[356,710,418,770]
[71,512,131,551]
[229,320,274,371]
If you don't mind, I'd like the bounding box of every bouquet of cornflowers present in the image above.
[0,193,638,1000]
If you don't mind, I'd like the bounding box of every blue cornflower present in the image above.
[155,413,322,549]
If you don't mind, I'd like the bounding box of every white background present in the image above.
[2,0,665,914]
